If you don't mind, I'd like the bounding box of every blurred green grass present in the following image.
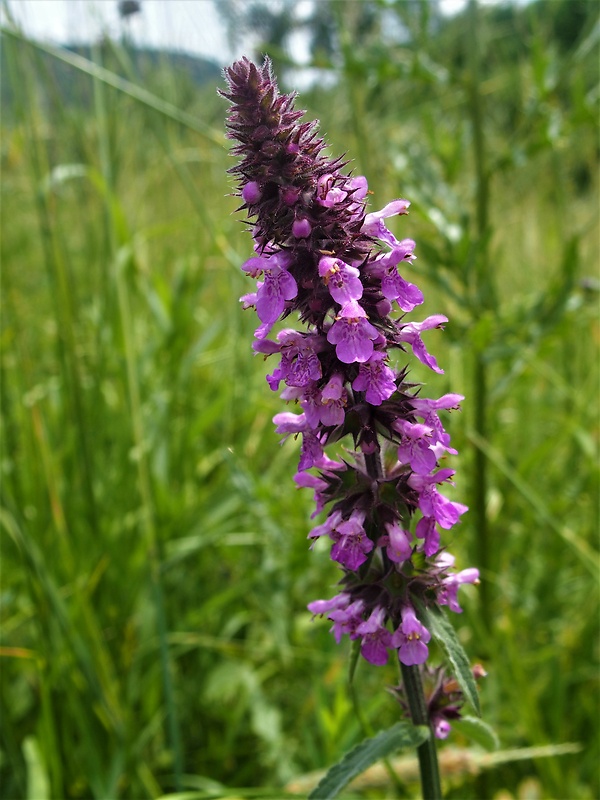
[1,2,599,798]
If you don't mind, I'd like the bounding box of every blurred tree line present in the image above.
[215,0,598,193]
[216,0,597,78]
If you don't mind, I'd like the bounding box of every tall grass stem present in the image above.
[91,43,184,791]
[467,0,492,631]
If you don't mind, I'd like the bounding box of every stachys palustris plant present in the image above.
[221,56,483,797]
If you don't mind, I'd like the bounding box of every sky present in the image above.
[3,0,238,63]
[3,0,472,65]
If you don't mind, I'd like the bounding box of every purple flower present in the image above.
[438,567,480,613]
[319,256,363,304]
[382,272,423,313]
[308,592,350,617]
[319,373,348,426]
[362,199,410,245]
[273,411,329,471]
[294,471,331,516]
[415,516,441,558]
[395,419,437,475]
[327,300,379,363]
[368,239,423,313]
[258,329,325,390]
[308,508,343,543]
[356,607,392,666]
[379,520,413,564]
[411,393,464,415]
[409,470,468,530]
[330,510,373,570]
[411,393,463,453]
[432,716,452,740]
[397,316,448,373]
[240,289,258,311]
[351,352,396,405]
[294,470,328,498]
[316,174,348,208]
[392,604,431,666]
[255,262,298,326]
[328,599,366,643]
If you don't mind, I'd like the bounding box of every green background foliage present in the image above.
[1,1,598,797]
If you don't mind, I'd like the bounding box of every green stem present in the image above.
[400,663,442,800]
[467,0,492,631]
[473,355,491,627]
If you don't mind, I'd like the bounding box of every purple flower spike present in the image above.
[223,56,476,689]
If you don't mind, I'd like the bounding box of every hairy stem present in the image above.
[400,662,442,800]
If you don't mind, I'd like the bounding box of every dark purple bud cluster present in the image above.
[391,663,487,739]
[221,57,478,685]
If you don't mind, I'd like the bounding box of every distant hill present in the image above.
[0,38,222,116]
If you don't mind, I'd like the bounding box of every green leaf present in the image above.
[308,722,429,799]
[452,715,500,751]
[417,602,481,717]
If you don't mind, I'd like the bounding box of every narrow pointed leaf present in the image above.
[452,716,499,751]
[308,722,429,799]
